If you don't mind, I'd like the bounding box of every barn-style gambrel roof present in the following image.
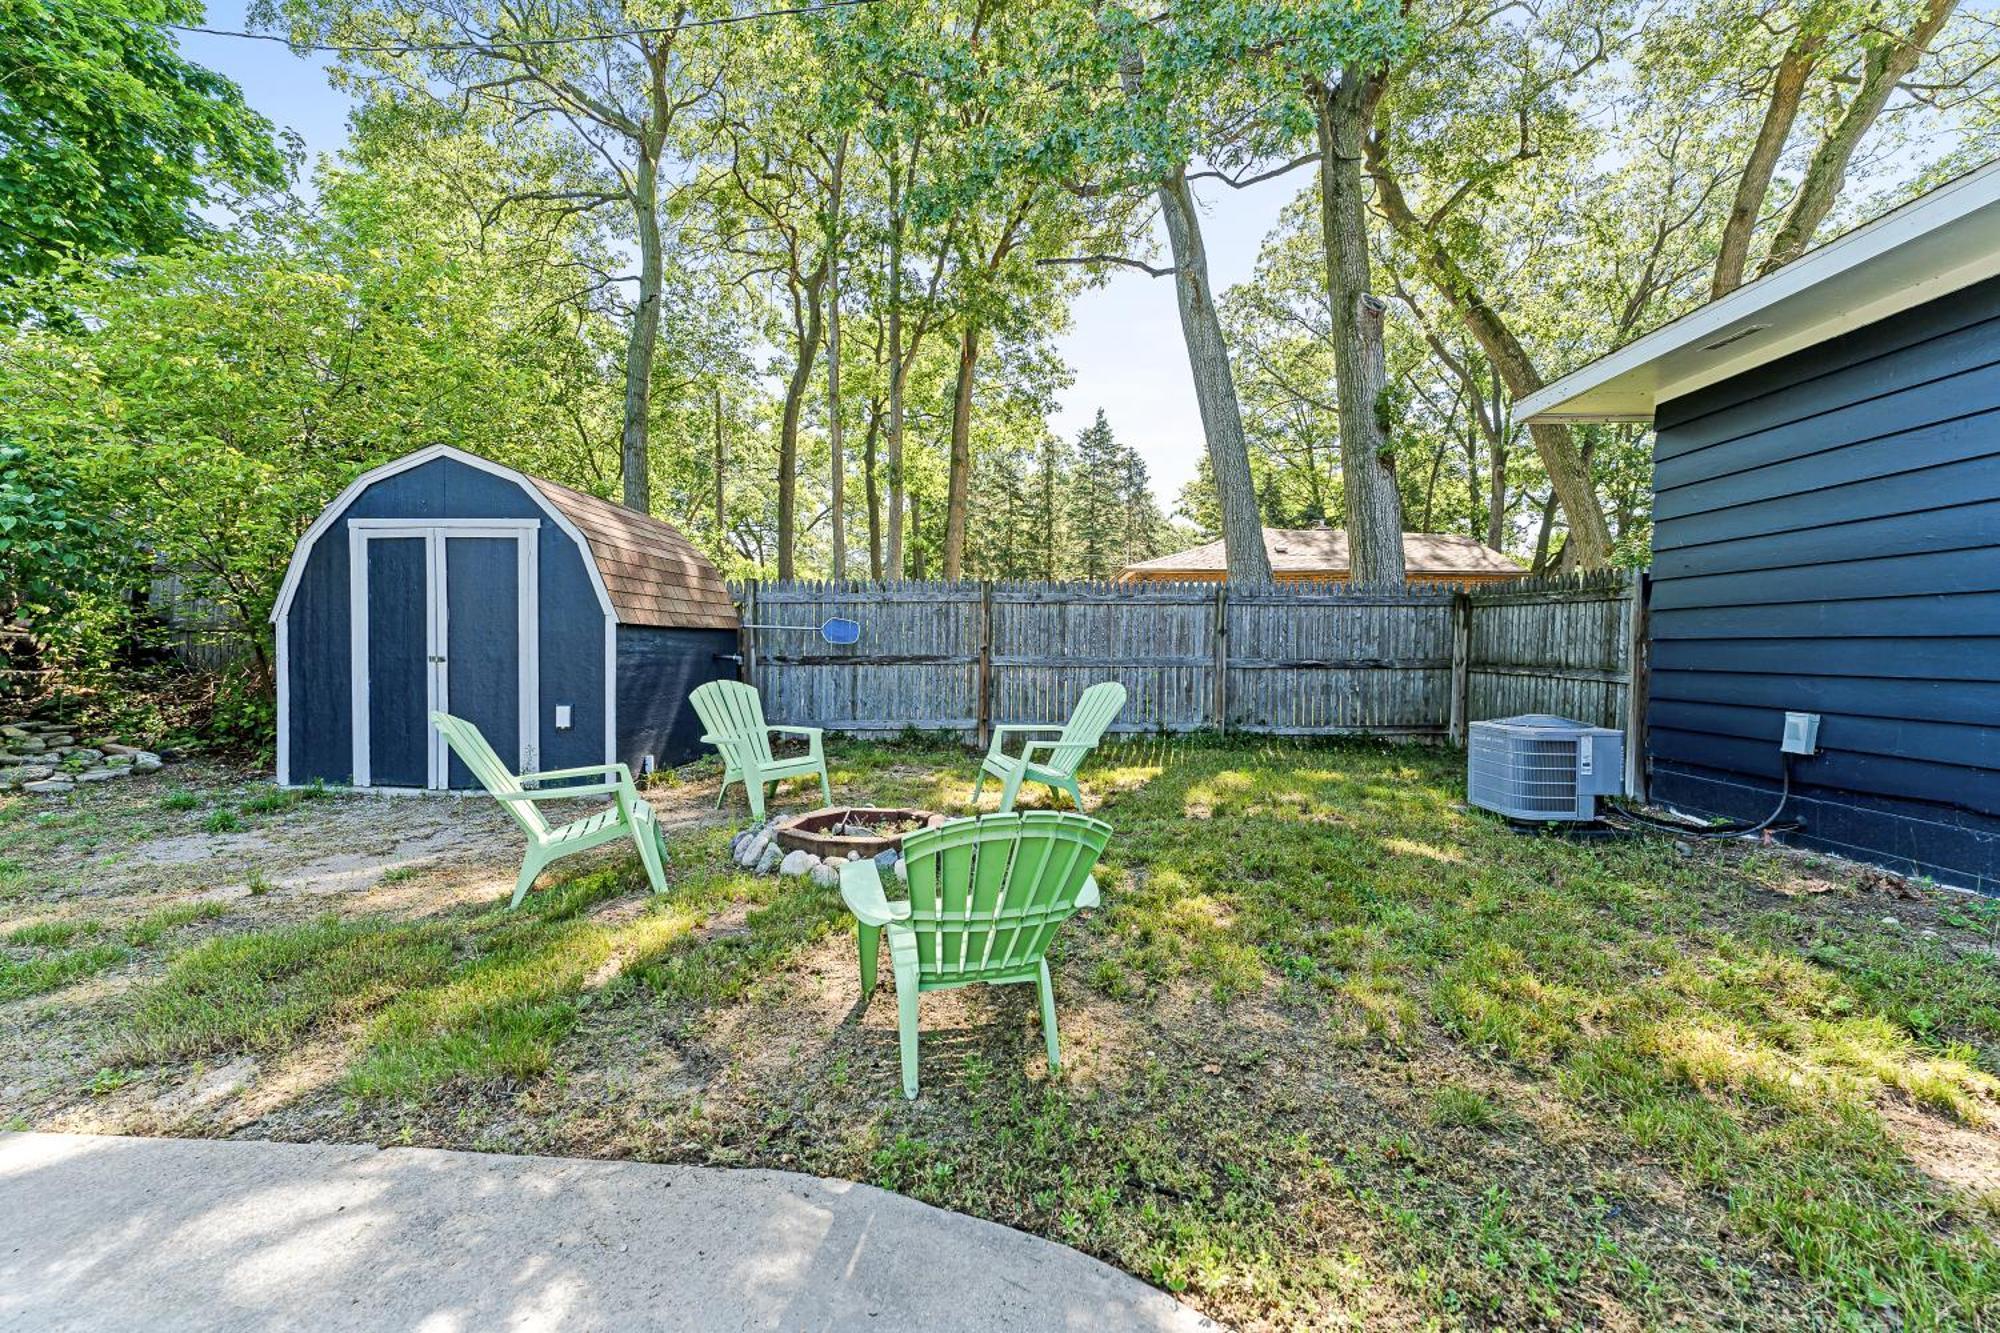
[528,477,737,630]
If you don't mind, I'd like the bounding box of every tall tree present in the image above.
[269,0,728,512]
[1,0,284,318]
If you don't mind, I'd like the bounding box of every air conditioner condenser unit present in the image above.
[1468,714,1625,822]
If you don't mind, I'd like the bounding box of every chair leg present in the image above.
[713,776,728,810]
[746,773,766,822]
[510,854,543,910]
[897,979,921,1099]
[970,770,985,807]
[632,815,668,895]
[818,765,832,805]
[997,768,1025,814]
[1037,959,1061,1074]
[858,923,880,999]
[1063,779,1084,811]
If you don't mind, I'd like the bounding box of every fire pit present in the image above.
[773,806,946,860]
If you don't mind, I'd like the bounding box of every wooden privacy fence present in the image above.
[733,570,1646,784]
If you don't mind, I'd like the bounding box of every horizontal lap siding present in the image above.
[1650,274,2000,889]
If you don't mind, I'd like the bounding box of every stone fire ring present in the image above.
[773,806,946,860]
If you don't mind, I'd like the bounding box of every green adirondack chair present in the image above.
[431,712,669,909]
[840,811,1111,1098]
[972,681,1127,813]
[688,680,831,821]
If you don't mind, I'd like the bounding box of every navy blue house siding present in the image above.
[616,627,737,773]
[1648,275,2000,890]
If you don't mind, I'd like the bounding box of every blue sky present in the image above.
[175,0,1289,505]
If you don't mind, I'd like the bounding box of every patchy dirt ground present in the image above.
[3,741,1997,1331]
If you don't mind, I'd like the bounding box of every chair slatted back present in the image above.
[430,712,548,837]
[1045,682,1127,777]
[689,680,776,766]
[900,812,1110,984]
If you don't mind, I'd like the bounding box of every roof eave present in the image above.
[1517,159,2000,425]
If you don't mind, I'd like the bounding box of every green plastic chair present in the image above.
[431,712,668,909]
[973,681,1127,813]
[840,811,1111,1098]
[689,680,831,821]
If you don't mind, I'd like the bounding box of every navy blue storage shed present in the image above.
[272,445,738,790]
[1519,163,2000,891]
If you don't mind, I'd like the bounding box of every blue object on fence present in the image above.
[742,616,862,645]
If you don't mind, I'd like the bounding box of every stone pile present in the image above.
[0,719,168,795]
[728,821,906,889]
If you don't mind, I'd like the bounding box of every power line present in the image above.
[166,0,881,55]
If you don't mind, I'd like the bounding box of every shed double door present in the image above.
[349,522,539,789]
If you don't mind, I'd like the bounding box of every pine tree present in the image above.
[1035,429,1067,579]
[1119,447,1165,565]
[1069,409,1125,579]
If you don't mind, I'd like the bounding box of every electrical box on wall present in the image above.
[554,704,572,731]
[1781,711,1820,756]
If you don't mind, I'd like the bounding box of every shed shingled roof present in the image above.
[1121,528,1522,579]
[528,477,738,630]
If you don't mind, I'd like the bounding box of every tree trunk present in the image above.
[942,323,979,580]
[1155,169,1274,585]
[776,260,828,580]
[1367,138,1612,567]
[1761,0,1957,276]
[862,403,883,579]
[885,166,907,580]
[827,263,846,580]
[826,139,848,581]
[1486,369,1507,551]
[1713,37,1818,298]
[1315,73,1405,586]
[620,152,664,513]
[712,384,726,554]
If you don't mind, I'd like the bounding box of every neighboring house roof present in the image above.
[1517,159,2000,424]
[528,477,738,631]
[1121,528,1522,579]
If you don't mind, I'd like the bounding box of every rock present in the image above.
[104,753,134,768]
[132,752,163,773]
[894,858,908,883]
[65,748,103,765]
[755,842,782,875]
[811,863,839,888]
[778,849,819,877]
[0,724,28,741]
[9,765,55,783]
[14,737,45,754]
[101,742,142,757]
[75,768,123,783]
[40,735,75,748]
[926,813,948,828]
[873,849,899,873]
[23,779,74,795]
[741,833,772,868]
[730,830,754,859]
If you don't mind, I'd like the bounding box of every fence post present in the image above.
[1449,588,1471,745]
[739,580,758,689]
[976,581,994,749]
[1211,582,1230,731]
[1623,572,1650,799]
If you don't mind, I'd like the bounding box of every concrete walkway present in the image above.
[0,1133,1214,1332]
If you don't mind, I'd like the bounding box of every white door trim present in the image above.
[349,521,539,789]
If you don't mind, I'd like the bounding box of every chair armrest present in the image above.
[492,781,623,802]
[520,762,631,785]
[985,724,1062,760]
[769,725,824,758]
[839,859,910,927]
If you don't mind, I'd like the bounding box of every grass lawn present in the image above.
[3,737,1997,1329]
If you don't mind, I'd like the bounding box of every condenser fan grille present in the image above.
[1467,715,1624,822]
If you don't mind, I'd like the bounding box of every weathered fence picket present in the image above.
[729,573,1646,773]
